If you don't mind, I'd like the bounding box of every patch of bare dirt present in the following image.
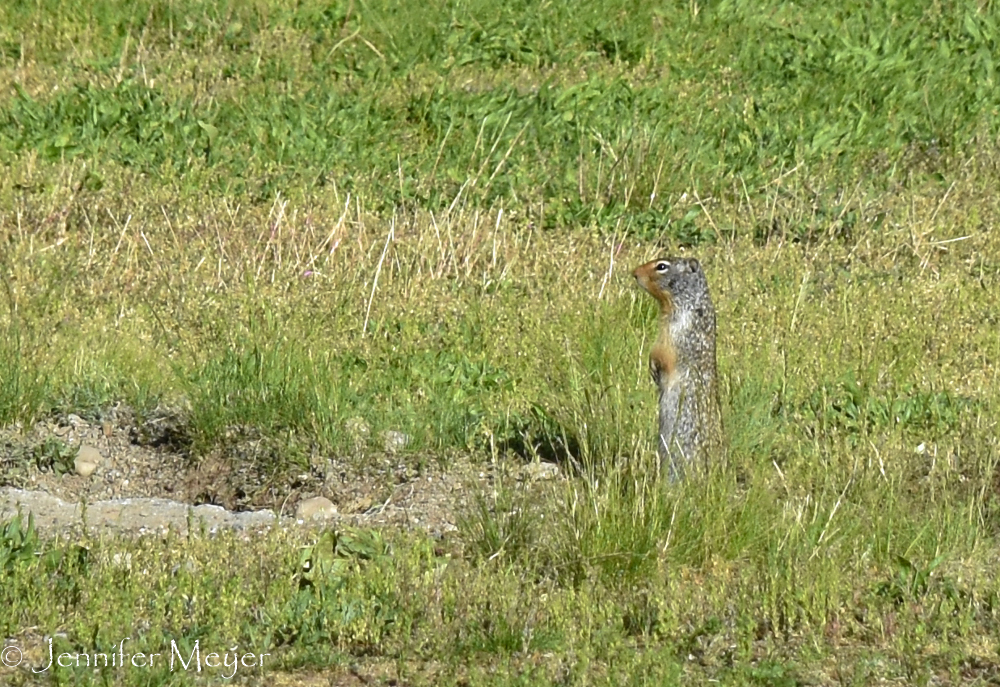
[0,405,558,536]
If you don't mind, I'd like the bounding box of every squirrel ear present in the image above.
[687,258,700,271]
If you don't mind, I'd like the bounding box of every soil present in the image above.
[0,404,559,537]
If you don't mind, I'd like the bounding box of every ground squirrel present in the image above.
[633,257,723,480]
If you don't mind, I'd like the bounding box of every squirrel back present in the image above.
[633,257,723,480]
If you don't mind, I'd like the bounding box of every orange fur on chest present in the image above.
[634,260,679,384]
[650,333,677,381]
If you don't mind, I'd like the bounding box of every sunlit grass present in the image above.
[3,160,997,684]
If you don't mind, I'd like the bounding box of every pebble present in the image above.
[75,445,102,478]
[296,496,338,521]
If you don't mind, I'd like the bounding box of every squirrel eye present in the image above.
[655,261,669,272]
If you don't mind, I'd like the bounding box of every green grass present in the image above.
[2,0,1000,683]
[3,0,1000,227]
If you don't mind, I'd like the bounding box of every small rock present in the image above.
[74,461,98,478]
[383,430,410,453]
[296,496,338,521]
[520,461,560,482]
[74,445,102,478]
[102,421,113,438]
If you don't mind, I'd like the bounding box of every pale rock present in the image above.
[74,445,102,478]
[296,496,338,521]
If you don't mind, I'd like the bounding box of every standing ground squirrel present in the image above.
[633,257,723,480]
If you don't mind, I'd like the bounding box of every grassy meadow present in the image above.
[2,0,1000,683]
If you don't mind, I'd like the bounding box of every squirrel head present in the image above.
[633,257,710,315]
